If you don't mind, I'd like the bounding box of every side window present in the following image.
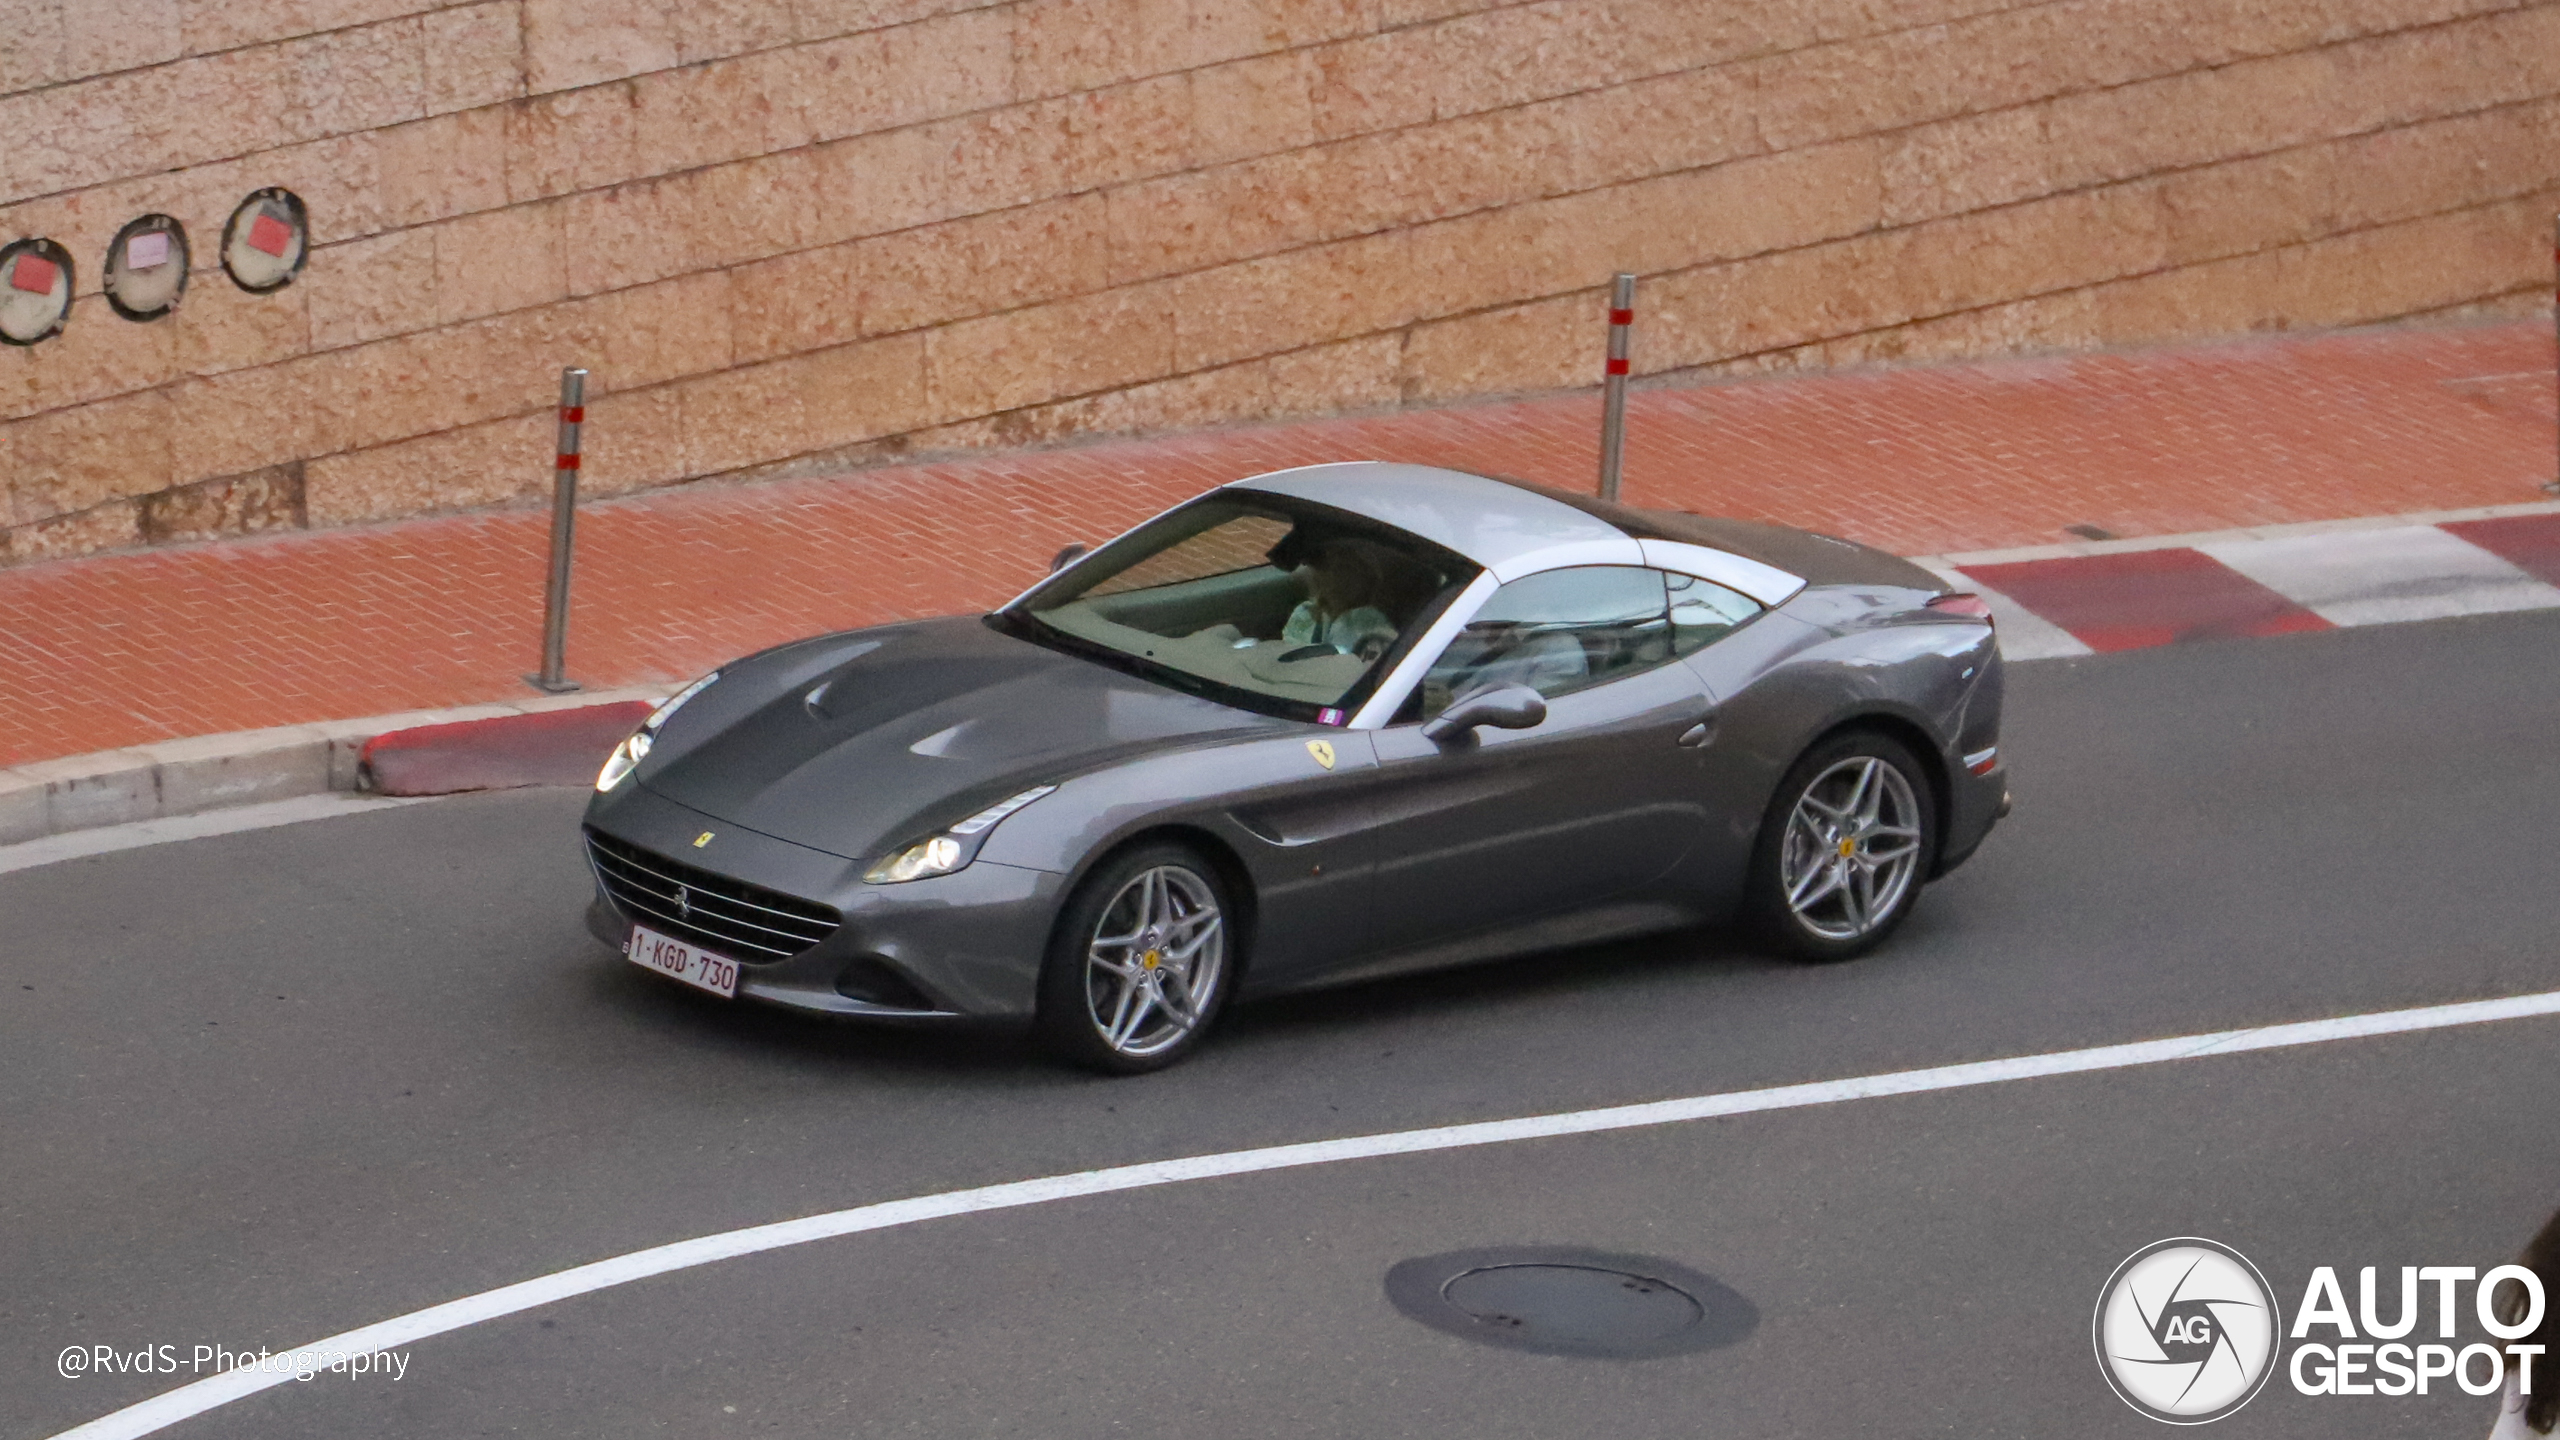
[1419,566,1675,715]
[1667,571,1763,655]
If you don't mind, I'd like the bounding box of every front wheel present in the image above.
[1746,732,1937,962]
[1035,843,1236,1074]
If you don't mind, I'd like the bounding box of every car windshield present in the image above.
[1000,494,1476,721]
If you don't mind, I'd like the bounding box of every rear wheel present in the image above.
[1035,843,1235,1074]
[1746,731,1936,962]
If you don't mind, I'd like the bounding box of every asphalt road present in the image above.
[8,610,2559,1438]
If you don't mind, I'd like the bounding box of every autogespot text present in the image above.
[2290,1264,2544,1398]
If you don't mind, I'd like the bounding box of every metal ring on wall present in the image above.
[221,188,309,294]
[0,237,74,345]
[104,214,190,321]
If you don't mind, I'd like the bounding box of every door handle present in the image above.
[1677,715,1717,748]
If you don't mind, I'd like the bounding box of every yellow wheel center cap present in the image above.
[1837,837,1857,858]
[1142,950,1161,970]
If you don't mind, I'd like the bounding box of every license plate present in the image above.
[626,923,738,998]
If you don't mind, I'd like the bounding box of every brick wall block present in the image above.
[306,228,438,349]
[6,498,142,562]
[522,0,677,96]
[729,247,864,366]
[504,83,642,205]
[303,409,547,525]
[674,0,799,65]
[178,0,438,58]
[858,193,1112,337]
[0,0,65,97]
[174,273,313,376]
[433,201,568,326]
[67,0,182,78]
[1397,290,1591,402]
[925,286,1177,418]
[11,389,175,522]
[579,382,688,494]
[793,332,932,453]
[423,2,525,112]
[3,295,178,421]
[139,461,304,544]
[597,270,735,390]
[1265,331,1405,413]
[1189,50,1318,168]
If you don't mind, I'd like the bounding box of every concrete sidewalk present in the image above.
[2,316,2552,780]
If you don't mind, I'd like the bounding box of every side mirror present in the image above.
[1050,543,1090,574]
[1420,684,1547,744]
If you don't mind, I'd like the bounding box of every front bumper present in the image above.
[583,783,1065,1022]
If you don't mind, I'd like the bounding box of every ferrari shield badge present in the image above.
[1305,740,1336,770]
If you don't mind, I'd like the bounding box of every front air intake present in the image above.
[584,828,840,962]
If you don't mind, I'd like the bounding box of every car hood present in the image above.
[634,617,1274,861]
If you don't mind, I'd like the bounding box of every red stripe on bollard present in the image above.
[1609,309,1633,325]
[1606,358,1630,375]
[561,406,584,423]
[556,453,581,470]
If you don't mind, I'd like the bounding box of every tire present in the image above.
[1745,730,1938,963]
[1035,842,1238,1074]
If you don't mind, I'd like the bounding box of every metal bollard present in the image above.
[525,367,587,693]
[2548,214,2558,495]
[1597,273,1634,502]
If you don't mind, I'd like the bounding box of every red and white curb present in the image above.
[0,686,669,849]
[1919,500,2560,662]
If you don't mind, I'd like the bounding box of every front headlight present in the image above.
[595,728,651,792]
[863,786,1056,884]
[596,669,720,793]
[865,835,965,884]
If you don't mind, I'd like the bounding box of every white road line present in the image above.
[2199,525,2560,628]
[47,987,2560,1440]
[0,794,444,877]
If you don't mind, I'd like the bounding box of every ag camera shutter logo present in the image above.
[2094,1238,2281,1423]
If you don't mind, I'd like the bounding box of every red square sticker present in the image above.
[247,213,293,257]
[9,254,56,294]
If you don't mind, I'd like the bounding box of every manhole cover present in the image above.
[1385,1247,1758,1359]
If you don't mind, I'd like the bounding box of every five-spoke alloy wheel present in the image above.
[1037,843,1234,1073]
[1749,732,1937,961]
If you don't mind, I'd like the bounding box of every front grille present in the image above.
[585,828,842,962]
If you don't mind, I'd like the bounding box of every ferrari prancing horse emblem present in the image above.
[1305,740,1335,770]
[693,831,714,848]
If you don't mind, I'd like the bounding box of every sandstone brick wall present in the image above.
[3,0,2556,565]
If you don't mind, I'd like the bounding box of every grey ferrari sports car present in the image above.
[582,462,2008,1072]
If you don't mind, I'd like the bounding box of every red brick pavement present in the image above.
[2,318,2552,769]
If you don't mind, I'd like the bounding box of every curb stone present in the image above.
[0,686,668,847]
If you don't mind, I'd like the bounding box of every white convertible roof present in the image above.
[1226,461,1805,604]
[1228,462,1627,571]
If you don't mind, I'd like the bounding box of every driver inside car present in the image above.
[1279,537,1401,660]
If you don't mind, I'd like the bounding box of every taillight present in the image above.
[1927,592,1994,621]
